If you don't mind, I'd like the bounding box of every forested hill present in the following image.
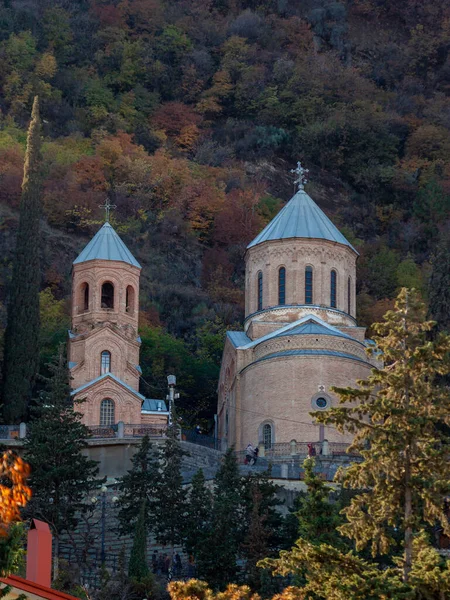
[0,0,449,420]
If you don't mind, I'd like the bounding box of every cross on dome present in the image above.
[99,199,117,222]
[290,161,309,191]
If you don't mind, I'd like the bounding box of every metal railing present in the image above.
[86,423,221,450]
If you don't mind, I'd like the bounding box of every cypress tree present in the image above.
[116,434,158,535]
[24,346,101,570]
[128,500,150,581]
[197,448,244,588]
[152,425,187,561]
[241,487,270,592]
[183,468,212,560]
[2,96,42,423]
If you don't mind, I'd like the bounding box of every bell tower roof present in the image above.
[73,222,141,268]
[247,189,357,254]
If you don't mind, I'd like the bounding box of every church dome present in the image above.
[74,222,141,268]
[247,189,357,254]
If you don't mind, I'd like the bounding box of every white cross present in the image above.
[99,199,117,222]
[290,161,309,191]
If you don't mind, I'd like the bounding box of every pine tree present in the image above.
[2,96,42,423]
[197,448,244,588]
[314,288,450,582]
[428,235,450,333]
[24,347,101,571]
[116,434,158,535]
[183,468,212,560]
[128,500,150,581]
[152,425,187,561]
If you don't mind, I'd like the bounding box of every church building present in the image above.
[217,165,377,453]
[68,215,168,428]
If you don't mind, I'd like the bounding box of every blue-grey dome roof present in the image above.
[73,223,141,268]
[247,189,357,253]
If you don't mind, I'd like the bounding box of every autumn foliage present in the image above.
[0,451,31,536]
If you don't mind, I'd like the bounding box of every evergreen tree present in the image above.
[128,500,150,581]
[197,448,244,588]
[241,486,270,592]
[295,457,346,548]
[24,347,101,570]
[428,235,450,333]
[116,434,158,535]
[314,288,450,582]
[241,471,283,554]
[183,468,212,560]
[152,425,187,561]
[2,96,42,423]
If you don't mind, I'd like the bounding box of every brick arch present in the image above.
[88,335,128,380]
[85,385,141,425]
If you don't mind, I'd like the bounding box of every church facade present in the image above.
[217,171,377,452]
[68,221,168,428]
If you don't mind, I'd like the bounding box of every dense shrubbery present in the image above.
[0,0,449,419]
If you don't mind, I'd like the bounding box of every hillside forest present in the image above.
[0,0,449,423]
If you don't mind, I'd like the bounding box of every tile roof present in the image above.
[141,398,168,412]
[70,372,146,401]
[73,223,141,268]
[247,189,357,253]
[276,320,352,340]
[240,315,361,350]
[227,331,252,348]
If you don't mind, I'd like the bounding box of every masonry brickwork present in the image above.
[68,226,169,428]
[218,187,377,452]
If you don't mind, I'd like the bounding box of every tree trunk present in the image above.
[53,536,59,581]
[404,465,413,582]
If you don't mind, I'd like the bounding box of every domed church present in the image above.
[217,164,376,453]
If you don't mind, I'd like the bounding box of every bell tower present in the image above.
[68,218,145,427]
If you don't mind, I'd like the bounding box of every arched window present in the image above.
[330,270,337,308]
[79,283,89,313]
[263,423,273,450]
[100,399,115,426]
[257,272,263,311]
[348,276,351,314]
[278,267,286,305]
[101,351,111,375]
[126,285,135,314]
[101,282,114,309]
[305,266,313,304]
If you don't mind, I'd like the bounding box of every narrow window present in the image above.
[101,351,111,375]
[330,270,337,308]
[305,266,313,304]
[278,267,286,305]
[257,272,263,311]
[83,284,89,311]
[126,285,135,314]
[348,276,351,314]
[100,399,115,426]
[78,283,89,314]
[101,282,114,309]
[263,423,272,450]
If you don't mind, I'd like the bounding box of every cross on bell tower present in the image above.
[99,199,117,223]
[290,161,309,191]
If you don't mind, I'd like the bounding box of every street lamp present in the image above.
[91,485,118,565]
[167,375,176,426]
